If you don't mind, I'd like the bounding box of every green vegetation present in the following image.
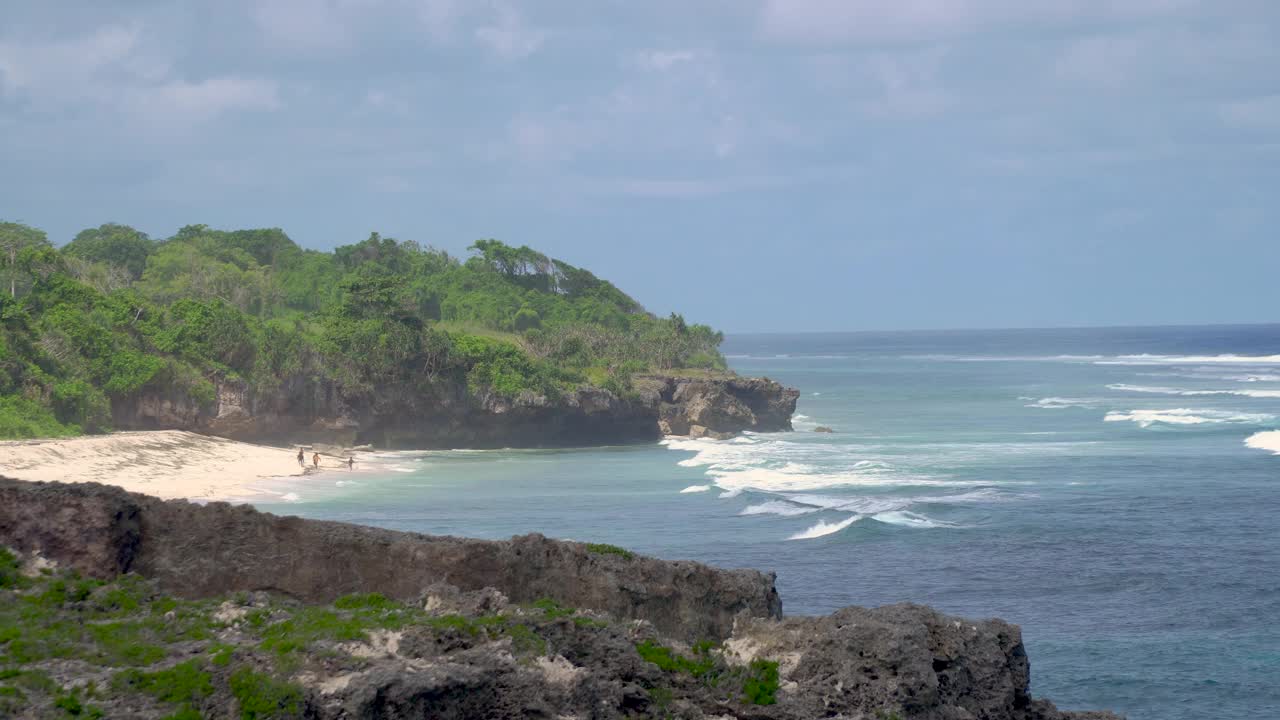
[531,597,575,619]
[584,542,636,560]
[0,555,576,717]
[634,639,779,706]
[740,659,780,705]
[228,666,302,720]
[0,220,728,438]
[113,660,214,716]
[2,546,784,716]
[635,639,717,678]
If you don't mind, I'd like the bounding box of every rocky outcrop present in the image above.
[285,598,1116,720]
[110,372,799,448]
[726,606,1118,720]
[0,478,779,643]
[0,478,1118,720]
[644,375,800,438]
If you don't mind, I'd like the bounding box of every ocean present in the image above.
[255,324,1280,720]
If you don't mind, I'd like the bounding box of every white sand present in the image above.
[0,430,328,501]
[1244,430,1280,456]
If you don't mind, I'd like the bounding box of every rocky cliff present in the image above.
[110,372,799,448]
[0,479,1118,720]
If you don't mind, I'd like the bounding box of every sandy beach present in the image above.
[0,430,333,501]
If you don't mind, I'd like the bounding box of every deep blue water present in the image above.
[256,325,1280,719]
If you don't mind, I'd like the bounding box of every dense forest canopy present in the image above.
[0,221,725,438]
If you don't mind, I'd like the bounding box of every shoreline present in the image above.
[0,430,356,501]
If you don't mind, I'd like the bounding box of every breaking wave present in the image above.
[1108,384,1280,399]
[740,500,819,517]
[1244,431,1280,456]
[787,515,861,540]
[1095,354,1280,366]
[871,511,955,528]
[665,429,1020,539]
[1025,397,1101,409]
[1138,370,1280,383]
[905,353,1280,366]
[1104,408,1275,428]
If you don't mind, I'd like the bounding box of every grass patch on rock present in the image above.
[584,542,635,560]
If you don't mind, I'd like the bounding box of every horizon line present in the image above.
[723,320,1280,336]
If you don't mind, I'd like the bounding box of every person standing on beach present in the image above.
[296,448,305,468]
[347,456,354,470]
[312,452,320,469]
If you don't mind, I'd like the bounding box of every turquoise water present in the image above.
[256,325,1280,719]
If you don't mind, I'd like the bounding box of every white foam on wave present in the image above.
[787,515,861,540]
[1026,397,1101,409]
[791,413,820,431]
[740,500,819,517]
[1139,370,1280,383]
[872,511,954,528]
[1108,383,1280,399]
[1095,354,1280,366]
[1104,408,1275,428]
[786,493,907,514]
[680,485,711,493]
[913,488,1013,504]
[904,354,1105,363]
[707,465,977,493]
[1244,431,1280,455]
[280,492,301,502]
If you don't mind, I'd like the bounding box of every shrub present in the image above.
[741,659,779,705]
[0,395,79,439]
[228,666,302,720]
[584,543,635,560]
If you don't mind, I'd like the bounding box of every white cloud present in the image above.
[0,23,147,99]
[251,0,353,50]
[0,23,280,123]
[415,0,463,42]
[758,0,1198,44]
[634,49,700,71]
[134,77,281,116]
[474,5,544,60]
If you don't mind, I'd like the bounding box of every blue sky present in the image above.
[1,1,1277,332]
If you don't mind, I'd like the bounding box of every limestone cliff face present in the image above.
[0,479,1118,720]
[110,372,799,448]
[642,375,799,439]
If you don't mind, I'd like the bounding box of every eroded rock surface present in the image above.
[0,478,1118,719]
[110,372,799,448]
[0,478,779,642]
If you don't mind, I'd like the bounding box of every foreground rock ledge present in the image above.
[0,479,1118,719]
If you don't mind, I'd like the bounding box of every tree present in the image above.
[62,223,155,280]
[0,222,50,298]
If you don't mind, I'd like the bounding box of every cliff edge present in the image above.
[0,479,1117,719]
[112,373,800,448]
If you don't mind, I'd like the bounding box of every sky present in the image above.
[1,1,1277,333]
